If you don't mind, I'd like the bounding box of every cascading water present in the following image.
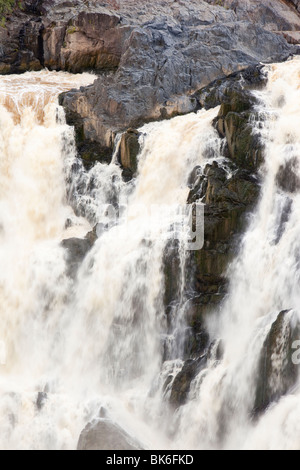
[174,56,300,450]
[1,56,300,450]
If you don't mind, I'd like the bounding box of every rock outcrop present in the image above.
[1,0,299,158]
[290,0,300,12]
[60,0,298,151]
[61,226,97,277]
[118,129,140,179]
[254,310,300,414]
[205,0,300,33]
[77,418,142,451]
[190,66,263,343]
[165,66,265,407]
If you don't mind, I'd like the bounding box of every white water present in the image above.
[175,57,300,450]
[1,58,300,450]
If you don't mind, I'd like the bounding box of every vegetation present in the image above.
[0,0,17,27]
[67,26,78,35]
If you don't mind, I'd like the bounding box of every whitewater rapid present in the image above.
[1,58,300,449]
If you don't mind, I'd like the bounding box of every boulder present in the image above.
[169,340,223,408]
[36,391,47,410]
[194,64,267,111]
[77,418,142,451]
[183,158,260,385]
[290,0,300,12]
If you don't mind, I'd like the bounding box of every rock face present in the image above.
[77,419,142,451]
[169,356,207,407]
[61,233,94,277]
[188,66,263,342]
[254,310,300,414]
[60,0,298,150]
[165,67,264,407]
[1,0,299,155]
[118,129,140,179]
[290,0,300,12]
[205,0,300,32]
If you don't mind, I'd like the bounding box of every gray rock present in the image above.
[276,157,300,194]
[61,236,93,277]
[36,391,47,411]
[1,1,299,151]
[290,0,300,12]
[204,0,300,31]
[77,418,142,450]
[60,1,298,149]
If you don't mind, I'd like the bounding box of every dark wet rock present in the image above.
[57,102,113,169]
[274,197,293,245]
[61,235,94,277]
[254,310,300,415]
[196,66,266,171]
[36,391,47,411]
[169,340,224,408]
[0,2,43,74]
[118,128,140,178]
[77,418,142,451]
[194,64,267,112]
[204,0,300,33]
[169,356,207,408]
[165,64,265,400]
[164,158,261,407]
[224,112,264,171]
[276,157,300,194]
[184,161,260,371]
[59,0,297,150]
[0,0,298,163]
[85,225,98,245]
[163,240,182,320]
[183,318,210,361]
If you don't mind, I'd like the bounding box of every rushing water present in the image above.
[1,58,300,449]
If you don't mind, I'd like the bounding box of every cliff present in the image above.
[0,0,300,155]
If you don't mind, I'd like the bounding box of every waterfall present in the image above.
[175,56,300,450]
[1,57,300,450]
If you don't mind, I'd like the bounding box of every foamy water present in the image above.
[1,58,300,449]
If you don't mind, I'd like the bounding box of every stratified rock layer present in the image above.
[1,1,299,154]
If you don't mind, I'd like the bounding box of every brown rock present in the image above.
[118,129,140,177]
